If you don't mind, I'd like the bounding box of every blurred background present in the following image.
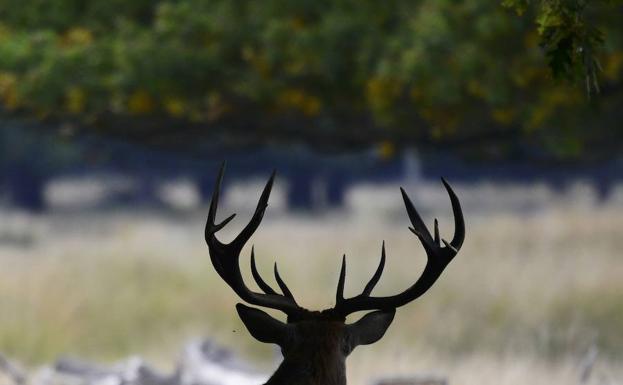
[0,1,622,385]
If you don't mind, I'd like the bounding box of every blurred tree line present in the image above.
[0,0,622,159]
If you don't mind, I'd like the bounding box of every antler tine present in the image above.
[205,163,236,240]
[433,219,440,246]
[332,179,465,317]
[441,177,465,252]
[205,165,303,316]
[336,254,347,303]
[230,170,276,251]
[360,242,386,297]
[206,163,224,226]
[250,246,278,295]
[274,263,296,302]
[400,187,433,245]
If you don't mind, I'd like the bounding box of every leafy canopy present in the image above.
[0,0,621,159]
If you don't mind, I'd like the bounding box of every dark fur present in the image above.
[237,306,394,385]
[265,321,347,385]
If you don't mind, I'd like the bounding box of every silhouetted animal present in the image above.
[205,164,465,385]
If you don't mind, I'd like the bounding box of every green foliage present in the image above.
[0,0,622,159]
[503,0,618,94]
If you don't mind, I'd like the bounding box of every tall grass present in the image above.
[0,181,621,384]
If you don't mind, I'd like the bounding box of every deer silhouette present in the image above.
[205,164,465,385]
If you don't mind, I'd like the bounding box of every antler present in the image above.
[332,179,465,317]
[205,163,303,316]
[206,164,465,321]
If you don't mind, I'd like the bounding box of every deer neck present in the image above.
[264,358,347,385]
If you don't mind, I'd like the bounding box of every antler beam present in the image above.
[205,164,465,321]
[332,179,465,317]
[205,163,303,316]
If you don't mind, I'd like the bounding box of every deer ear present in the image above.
[236,303,293,347]
[344,309,395,353]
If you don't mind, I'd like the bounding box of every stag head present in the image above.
[205,164,465,385]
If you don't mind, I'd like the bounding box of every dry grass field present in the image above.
[0,180,621,385]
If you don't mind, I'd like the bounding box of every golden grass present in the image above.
[0,189,621,384]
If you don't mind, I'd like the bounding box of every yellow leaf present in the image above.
[164,97,186,117]
[491,108,516,125]
[65,86,86,114]
[604,52,623,81]
[277,88,322,116]
[0,23,10,40]
[0,72,19,110]
[377,141,396,159]
[366,76,401,114]
[63,27,93,46]
[128,90,155,114]
[290,17,306,31]
[466,79,486,98]
[0,72,16,94]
